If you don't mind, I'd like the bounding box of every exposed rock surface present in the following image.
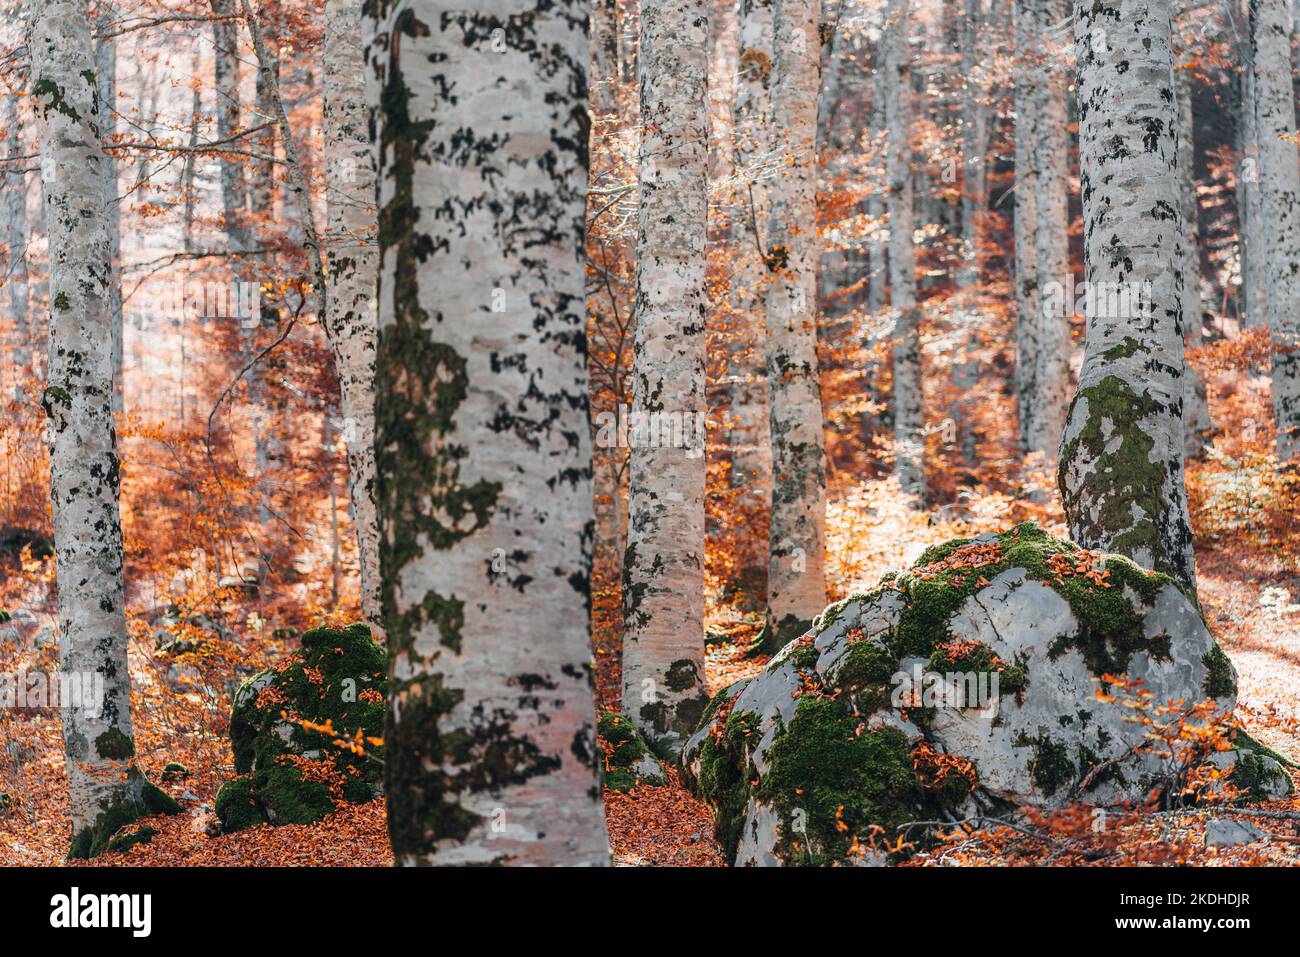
[1204,816,1263,849]
[681,523,1292,866]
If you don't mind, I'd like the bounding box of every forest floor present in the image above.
[3,377,1300,865]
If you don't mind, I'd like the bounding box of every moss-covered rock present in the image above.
[682,523,1278,866]
[216,623,386,832]
[103,823,158,855]
[597,711,668,792]
[215,776,263,832]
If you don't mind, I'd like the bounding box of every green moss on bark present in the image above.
[67,768,180,860]
[1057,375,1178,581]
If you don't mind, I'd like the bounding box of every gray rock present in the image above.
[681,523,1283,867]
[1204,817,1263,849]
[632,752,668,786]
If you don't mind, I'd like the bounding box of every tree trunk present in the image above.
[957,0,988,290]
[883,0,925,501]
[868,60,888,313]
[1239,50,1268,331]
[1013,0,1040,451]
[180,45,202,256]
[621,0,711,756]
[323,0,381,630]
[1174,6,1211,455]
[1250,0,1300,461]
[1,70,29,398]
[30,0,178,859]
[250,2,279,216]
[1029,0,1071,455]
[591,0,620,116]
[93,20,123,414]
[1061,0,1197,591]
[240,0,327,583]
[727,0,774,497]
[211,0,248,251]
[753,0,827,656]
[368,0,609,866]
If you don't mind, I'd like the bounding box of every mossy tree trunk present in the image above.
[368,0,609,865]
[1060,0,1197,592]
[323,0,381,630]
[1028,0,1071,455]
[620,0,711,758]
[883,0,925,502]
[755,0,828,656]
[1012,0,1040,452]
[1249,0,1300,462]
[31,0,178,859]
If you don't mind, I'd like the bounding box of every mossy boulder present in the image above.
[216,623,386,832]
[682,523,1289,866]
[598,712,668,792]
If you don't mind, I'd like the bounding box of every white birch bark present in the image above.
[1013,0,1040,450]
[1029,0,1072,455]
[591,0,620,116]
[1174,14,1211,454]
[250,12,279,217]
[1061,0,1197,591]
[93,21,122,414]
[210,0,248,251]
[368,0,609,866]
[1250,0,1300,461]
[957,0,988,290]
[868,60,888,313]
[1,68,29,396]
[1240,53,1269,331]
[620,0,710,755]
[883,0,925,501]
[728,0,774,495]
[324,0,381,630]
[30,0,178,858]
[754,0,827,655]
